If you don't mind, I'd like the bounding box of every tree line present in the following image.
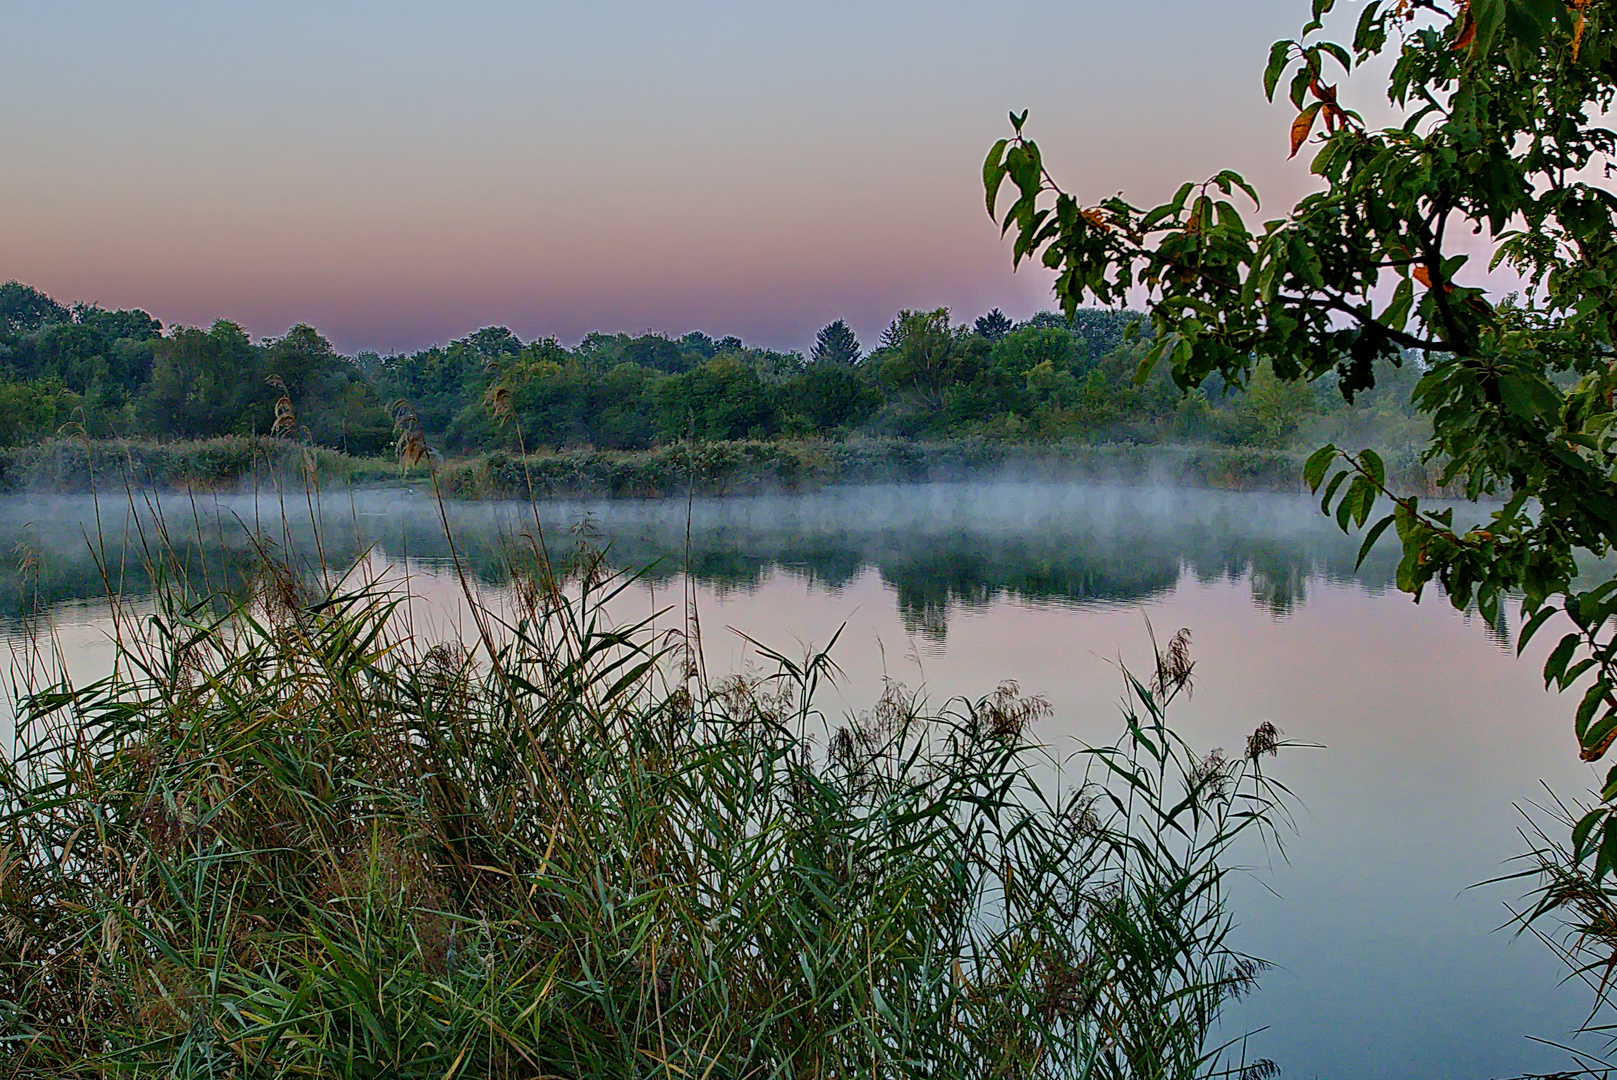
[0,280,1420,455]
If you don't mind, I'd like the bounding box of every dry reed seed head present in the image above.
[977,680,1052,740]
[1223,955,1271,1002]
[1035,945,1096,1022]
[424,642,469,682]
[389,398,437,469]
[12,540,39,576]
[1239,1060,1281,1080]
[1246,721,1281,761]
[483,383,515,425]
[667,685,694,723]
[1151,626,1195,700]
[247,558,312,626]
[270,397,297,439]
[828,726,857,768]
[1191,748,1232,800]
[713,673,793,730]
[510,567,546,614]
[860,678,916,745]
[1063,794,1104,841]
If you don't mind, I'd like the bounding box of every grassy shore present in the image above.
[0,520,1292,1077]
[0,435,1450,499]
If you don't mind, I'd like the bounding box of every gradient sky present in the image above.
[2,0,1332,355]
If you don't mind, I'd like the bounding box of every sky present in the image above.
[1,0,1331,355]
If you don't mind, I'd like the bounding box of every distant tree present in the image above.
[1068,308,1145,357]
[656,355,777,441]
[0,282,69,334]
[878,317,906,351]
[974,308,1014,341]
[1021,311,1071,332]
[681,331,718,358]
[791,364,877,430]
[717,336,744,352]
[810,320,861,366]
[263,325,340,403]
[262,324,374,446]
[33,322,112,396]
[876,309,962,406]
[460,327,522,359]
[140,320,260,438]
[70,303,163,342]
[0,378,76,446]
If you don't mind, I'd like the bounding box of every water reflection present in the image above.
[0,482,1602,1078]
[0,483,1412,637]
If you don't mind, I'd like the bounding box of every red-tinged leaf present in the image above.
[1289,102,1323,158]
[1412,264,1433,287]
[1584,706,1617,762]
[1453,8,1475,50]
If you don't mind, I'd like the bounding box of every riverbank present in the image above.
[0,435,1444,499]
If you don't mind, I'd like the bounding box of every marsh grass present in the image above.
[0,479,1294,1079]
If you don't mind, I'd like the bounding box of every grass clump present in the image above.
[0,538,1291,1079]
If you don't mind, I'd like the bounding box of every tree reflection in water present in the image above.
[0,482,1430,637]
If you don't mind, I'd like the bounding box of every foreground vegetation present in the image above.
[0,520,1293,1078]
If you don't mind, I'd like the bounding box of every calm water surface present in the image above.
[0,482,1603,1079]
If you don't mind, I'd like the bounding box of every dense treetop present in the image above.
[0,280,1419,456]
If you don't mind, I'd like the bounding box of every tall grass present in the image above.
[0,506,1292,1078]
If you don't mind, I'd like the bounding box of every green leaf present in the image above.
[1545,633,1580,688]
[1358,448,1385,489]
[1383,277,1414,331]
[1574,806,1604,856]
[1356,513,1396,569]
[983,139,1009,217]
[1265,40,1294,101]
[1318,41,1352,72]
[1303,444,1338,491]
[1575,681,1606,738]
[1517,605,1558,654]
[1496,373,1561,422]
[1597,815,1617,881]
[1336,476,1367,531]
[1320,469,1349,515]
[1466,0,1508,61]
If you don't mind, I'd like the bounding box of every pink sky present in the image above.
[3,0,1336,354]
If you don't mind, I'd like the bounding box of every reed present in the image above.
[0,509,1291,1078]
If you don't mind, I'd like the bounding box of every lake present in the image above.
[0,481,1603,1079]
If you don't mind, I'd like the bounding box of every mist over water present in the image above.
[0,481,1440,632]
[0,480,1598,1078]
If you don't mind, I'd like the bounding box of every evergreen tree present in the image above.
[974,308,1013,341]
[810,319,861,366]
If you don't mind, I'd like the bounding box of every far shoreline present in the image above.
[0,435,1448,501]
